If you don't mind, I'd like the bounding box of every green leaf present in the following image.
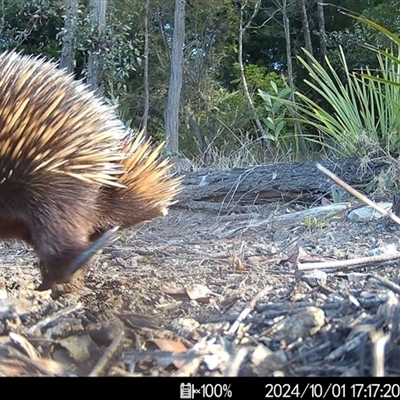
[264,117,275,130]
[275,121,284,137]
[270,81,278,94]
[258,89,272,108]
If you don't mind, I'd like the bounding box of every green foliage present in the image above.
[326,1,398,72]
[181,82,256,154]
[0,0,63,56]
[2,0,400,165]
[231,64,284,93]
[258,82,291,142]
[59,1,141,87]
[330,187,343,204]
[0,0,142,94]
[263,42,400,157]
[179,63,297,161]
[301,216,327,230]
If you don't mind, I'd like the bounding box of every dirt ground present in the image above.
[0,200,400,377]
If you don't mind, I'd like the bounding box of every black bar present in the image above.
[20,377,398,399]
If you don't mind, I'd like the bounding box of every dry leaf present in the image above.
[164,287,190,302]
[185,284,214,303]
[165,284,221,303]
[321,197,332,206]
[282,243,310,263]
[149,339,187,369]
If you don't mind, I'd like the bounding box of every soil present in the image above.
[0,200,400,377]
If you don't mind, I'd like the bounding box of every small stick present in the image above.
[370,275,400,296]
[298,251,400,271]
[29,304,82,333]
[226,286,272,335]
[225,347,249,377]
[316,163,400,225]
[89,330,124,377]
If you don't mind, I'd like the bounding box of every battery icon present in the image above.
[180,383,193,399]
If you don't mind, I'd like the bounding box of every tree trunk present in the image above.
[298,0,313,56]
[317,0,327,68]
[282,0,306,154]
[164,0,186,153]
[238,1,269,149]
[59,0,78,73]
[141,0,150,137]
[86,0,107,95]
[282,1,293,101]
[0,0,5,35]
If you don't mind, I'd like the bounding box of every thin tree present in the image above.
[316,0,327,68]
[0,0,5,36]
[238,1,269,148]
[299,0,318,106]
[141,0,150,137]
[59,0,78,73]
[281,0,306,153]
[298,0,313,56]
[164,0,186,153]
[87,0,107,95]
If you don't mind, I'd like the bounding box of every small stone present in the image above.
[302,270,327,287]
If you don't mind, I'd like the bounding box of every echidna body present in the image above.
[96,133,176,231]
[0,51,181,290]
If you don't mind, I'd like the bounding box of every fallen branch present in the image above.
[316,163,400,225]
[297,251,400,272]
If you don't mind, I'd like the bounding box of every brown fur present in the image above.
[0,52,181,293]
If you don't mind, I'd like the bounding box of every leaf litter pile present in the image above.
[1,185,400,376]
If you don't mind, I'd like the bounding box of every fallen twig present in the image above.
[226,286,272,335]
[370,275,400,296]
[316,163,400,225]
[28,304,83,334]
[298,251,400,272]
[89,330,124,377]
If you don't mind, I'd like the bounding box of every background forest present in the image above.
[1,0,399,167]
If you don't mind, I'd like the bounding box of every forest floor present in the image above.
[0,199,400,377]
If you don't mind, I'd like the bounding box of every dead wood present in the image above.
[174,158,388,208]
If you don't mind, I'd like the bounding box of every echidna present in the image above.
[0,51,181,292]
